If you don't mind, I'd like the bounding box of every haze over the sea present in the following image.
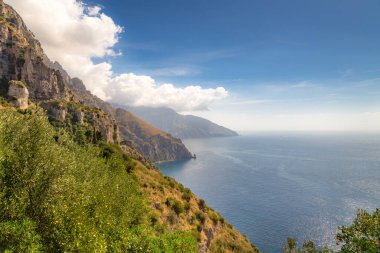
[159,133,380,252]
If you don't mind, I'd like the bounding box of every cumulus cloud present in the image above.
[109,73,227,111]
[5,0,227,111]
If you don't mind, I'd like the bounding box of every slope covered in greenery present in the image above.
[0,108,198,252]
[0,106,259,253]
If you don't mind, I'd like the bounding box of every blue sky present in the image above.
[9,0,380,131]
[86,0,380,131]
[86,0,380,83]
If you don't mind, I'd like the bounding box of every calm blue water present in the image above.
[158,133,380,253]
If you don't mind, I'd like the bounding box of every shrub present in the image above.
[184,202,191,212]
[0,219,43,252]
[182,190,192,202]
[172,200,184,215]
[337,209,380,253]
[199,199,206,210]
[149,213,159,226]
[196,211,206,224]
[209,212,219,225]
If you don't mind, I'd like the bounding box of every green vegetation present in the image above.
[0,108,198,252]
[337,209,380,252]
[0,97,12,108]
[283,209,380,253]
[283,238,331,253]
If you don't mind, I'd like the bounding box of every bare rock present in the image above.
[73,109,84,125]
[40,100,67,121]
[7,80,28,109]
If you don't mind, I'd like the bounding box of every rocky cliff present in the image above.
[115,108,192,162]
[0,1,192,161]
[0,2,70,101]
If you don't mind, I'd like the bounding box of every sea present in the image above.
[157,133,380,253]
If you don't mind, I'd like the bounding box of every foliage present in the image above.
[336,209,380,253]
[195,211,206,224]
[283,208,380,253]
[181,188,192,202]
[283,237,332,253]
[0,109,198,252]
[0,219,43,252]
[172,200,185,215]
[154,231,198,253]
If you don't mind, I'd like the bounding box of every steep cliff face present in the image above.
[0,1,192,161]
[7,80,28,109]
[115,108,192,162]
[0,3,70,101]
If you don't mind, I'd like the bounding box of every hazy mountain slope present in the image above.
[125,106,239,139]
[115,108,192,162]
[0,1,191,162]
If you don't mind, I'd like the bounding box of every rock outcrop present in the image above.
[0,3,71,101]
[7,80,28,109]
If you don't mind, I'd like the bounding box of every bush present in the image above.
[182,189,192,202]
[209,212,219,225]
[184,202,191,212]
[196,211,206,224]
[172,200,184,215]
[199,199,206,210]
[337,209,380,253]
[0,219,43,252]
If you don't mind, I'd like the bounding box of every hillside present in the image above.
[0,1,191,162]
[0,107,259,253]
[0,1,259,252]
[125,106,239,139]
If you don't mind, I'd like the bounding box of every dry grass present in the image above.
[134,161,260,253]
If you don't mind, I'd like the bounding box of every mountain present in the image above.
[124,106,239,139]
[0,2,191,162]
[0,2,259,252]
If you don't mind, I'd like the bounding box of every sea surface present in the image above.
[157,133,380,253]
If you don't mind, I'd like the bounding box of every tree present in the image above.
[336,209,380,253]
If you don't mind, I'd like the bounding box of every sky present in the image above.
[5,0,380,132]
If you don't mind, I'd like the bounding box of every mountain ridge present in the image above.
[123,106,239,139]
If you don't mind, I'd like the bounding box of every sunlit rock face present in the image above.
[0,1,71,101]
[7,80,28,109]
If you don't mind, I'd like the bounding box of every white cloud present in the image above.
[108,73,228,111]
[5,0,227,111]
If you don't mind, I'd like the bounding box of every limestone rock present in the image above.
[73,109,84,125]
[40,100,67,121]
[0,2,71,101]
[7,80,28,109]
[91,111,120,144]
